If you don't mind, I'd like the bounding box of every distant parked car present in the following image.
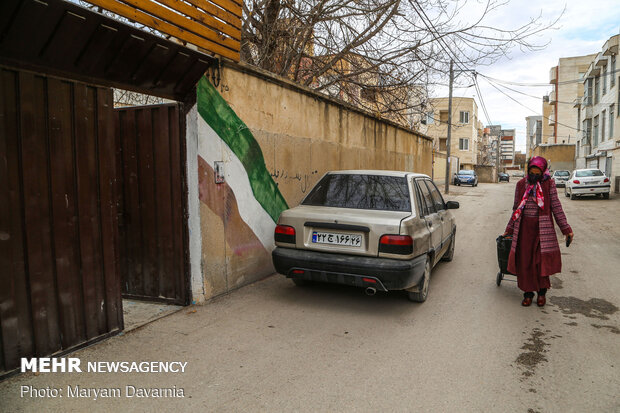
[511,171,524,178]
[564,169,610,199]
[272,170,460,302]
[498,172,510,182]
[551,170,570,187]
[454,170,478,186]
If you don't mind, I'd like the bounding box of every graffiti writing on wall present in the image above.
[270,169,319,193]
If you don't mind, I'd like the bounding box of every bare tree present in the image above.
[242,0,561,128]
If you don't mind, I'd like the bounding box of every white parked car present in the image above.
[550,170,570,187]
[564,169,611,199]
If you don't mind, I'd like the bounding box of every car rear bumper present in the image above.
[272,247,427,291]
[554,180,567,187]
[570,185,610,194]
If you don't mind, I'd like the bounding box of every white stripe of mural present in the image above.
[197,115,276,251]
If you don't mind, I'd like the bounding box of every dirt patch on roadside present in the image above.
[516,328,549,378]
[591,324,620,334]
[549,296,619,320]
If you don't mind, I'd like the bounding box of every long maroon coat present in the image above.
[504,178,572,277]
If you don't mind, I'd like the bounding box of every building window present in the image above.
[439,110,449,123]
[459,138,469,150]
[426,111,434,125]
[585,78,593,105]
[601,110,606,142]
[459,111,469,124]
[610,105,614,138]
[595,76,600,104]
[439,138,447,151]
[593,115,599,147]
[612,56,616,88]
[602,66,607,95]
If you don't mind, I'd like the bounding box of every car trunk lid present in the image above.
[278,206,410,257]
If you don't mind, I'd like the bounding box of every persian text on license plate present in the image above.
[312,231,361,247]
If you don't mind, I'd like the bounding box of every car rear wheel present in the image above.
[407,257,430,303]
[603,193,610,199]
[570,192,576,200]
[565,188,569,197]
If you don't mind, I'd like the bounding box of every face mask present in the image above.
[527,173,541,184]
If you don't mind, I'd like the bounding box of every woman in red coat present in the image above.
[503,156,574,307]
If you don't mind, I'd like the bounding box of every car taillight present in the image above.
[379,235,413,255]
[275,225,296,244]
[573,180,580,184]
[604,178,609,183]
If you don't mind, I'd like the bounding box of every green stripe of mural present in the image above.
[197,77,289,222]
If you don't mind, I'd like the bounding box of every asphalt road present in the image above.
[2,182,619,413]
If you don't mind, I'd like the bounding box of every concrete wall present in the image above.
[474,165,496,183]
[190,62,433,301]
[433,151,447,181]
[532,144,576,171]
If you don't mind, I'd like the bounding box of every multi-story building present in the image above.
[500,128,516,167]
[525,116,543,158]
[546,54,597,144]
[574,34,619,185]
[425,97,480,170]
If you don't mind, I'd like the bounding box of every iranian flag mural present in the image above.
[195,77,288,292]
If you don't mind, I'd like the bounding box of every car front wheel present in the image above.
[407,257,431,303]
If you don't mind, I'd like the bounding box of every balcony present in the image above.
[548,110,556,125]
[549,66,557,84]
[602,34,619,56]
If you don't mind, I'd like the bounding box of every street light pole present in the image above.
[444,60,454,195]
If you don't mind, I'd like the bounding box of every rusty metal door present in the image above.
[0,67,123,374]
[115,104,189,305]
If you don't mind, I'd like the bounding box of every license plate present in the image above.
[312,231,362,247]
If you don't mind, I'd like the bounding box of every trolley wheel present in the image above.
[496,272,503,286]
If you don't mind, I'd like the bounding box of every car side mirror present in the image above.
[446,201,459,209]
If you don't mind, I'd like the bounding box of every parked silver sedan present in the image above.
[564,169,611,199]
[272,170,459,302]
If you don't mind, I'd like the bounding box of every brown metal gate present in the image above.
[115,104,189,305]
[0,67,123,374]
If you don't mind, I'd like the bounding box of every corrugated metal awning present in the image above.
[0,0,215,100]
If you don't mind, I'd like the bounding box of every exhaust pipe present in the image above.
[365,287,376,296]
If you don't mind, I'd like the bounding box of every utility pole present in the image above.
[496,130,502,178]
[444,60,454,195]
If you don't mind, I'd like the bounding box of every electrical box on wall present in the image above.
[214,161,225,184]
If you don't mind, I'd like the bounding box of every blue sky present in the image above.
[434,0,620,152]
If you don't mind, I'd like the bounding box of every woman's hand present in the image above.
[565,232,574,242]
[502,231,511,237]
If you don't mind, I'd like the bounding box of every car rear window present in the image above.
[554,171,570,176]
[302,174,411,212]
[575,170,603,177]
[458,170,474,175]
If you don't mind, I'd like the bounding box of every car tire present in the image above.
[603,193,609,199]
[570,192,576,200]
[442,230,456,262]
[407,257,430,303]
[565,188,569,197]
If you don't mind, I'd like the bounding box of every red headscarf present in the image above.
[510,156,548,222]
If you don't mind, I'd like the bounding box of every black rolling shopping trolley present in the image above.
[495,235,516,286]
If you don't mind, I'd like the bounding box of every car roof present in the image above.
[328,170,430,179]
[574,168,601,172]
